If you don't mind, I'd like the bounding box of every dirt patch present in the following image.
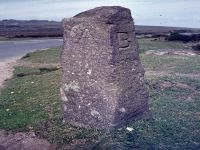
[159,81,173,88]
[176,83,194,90]
[145,49,197,56]
[159,81,195,90]
[158,81,198,102]
[145,70,170,77]
[175,73,200,79]
[0,130,55,150]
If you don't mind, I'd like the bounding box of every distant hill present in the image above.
[135,25,200,34]
[0,20,199,38]
[0,20,62,38]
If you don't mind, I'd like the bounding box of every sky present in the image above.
[0,0,200,28]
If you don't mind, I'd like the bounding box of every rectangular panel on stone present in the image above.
[61,6,151,130]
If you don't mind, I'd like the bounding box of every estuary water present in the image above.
[0,38,62,61]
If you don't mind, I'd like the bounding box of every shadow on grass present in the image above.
[16,67,59,77]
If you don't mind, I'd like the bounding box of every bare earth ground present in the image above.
[145,49,198,56]
[0,130,54,150]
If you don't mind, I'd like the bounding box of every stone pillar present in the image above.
[61,6,150,130]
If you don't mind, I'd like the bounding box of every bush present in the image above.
[192,44,200,51]
[167,32,200,42]
[167,32,190,42]
[22,53,31,58]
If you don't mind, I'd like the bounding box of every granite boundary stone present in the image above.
[61,6,151,130]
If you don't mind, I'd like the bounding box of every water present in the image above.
[0,38,62,61]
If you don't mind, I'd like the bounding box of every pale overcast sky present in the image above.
[0,0,200,28]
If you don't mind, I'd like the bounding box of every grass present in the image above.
[22,47,61,64]
[141,54,200,74]
[0,39,200,149]
[139,38,186,53]
[0,66,61,130]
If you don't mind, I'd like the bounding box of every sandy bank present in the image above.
[0,57,20,88]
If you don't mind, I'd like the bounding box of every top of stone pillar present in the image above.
[71,6,133,24]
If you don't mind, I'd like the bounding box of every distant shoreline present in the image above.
[0,38,62,60]
[0,20,199,39]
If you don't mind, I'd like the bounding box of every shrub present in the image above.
[167,32,200,42]
[22,53,31,58]
[167,32,190,42]
[192,44,200,51]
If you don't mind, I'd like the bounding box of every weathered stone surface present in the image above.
[61,6,150,130]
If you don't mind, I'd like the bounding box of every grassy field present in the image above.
[0,39,200,149]
[138,38,187,53]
